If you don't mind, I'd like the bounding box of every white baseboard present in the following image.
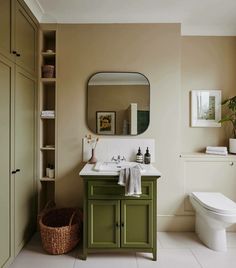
[157,215,195,232]
[157,215,236,232]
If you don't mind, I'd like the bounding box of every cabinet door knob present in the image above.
[230,162,234,166]
[12,50,17,54]
[16,53,21,57]
[15,169,20,173]
[121,223,124,227]
[116,223,120,228]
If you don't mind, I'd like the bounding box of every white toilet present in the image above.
[190,192,236,251]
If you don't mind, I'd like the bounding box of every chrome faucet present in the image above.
[111,155,126,163]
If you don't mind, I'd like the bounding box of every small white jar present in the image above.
[48,168,55,179]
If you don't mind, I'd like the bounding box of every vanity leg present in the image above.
[80,248,87,261]
[152,248,157,261]
[81,182,88,260]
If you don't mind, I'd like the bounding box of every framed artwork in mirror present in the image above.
[96,111,116,135]
[191,90,221,127]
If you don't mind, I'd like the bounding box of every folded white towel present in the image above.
[41,110,55,118]
[206,146,227,153]
[118,165,142,197]
[41,112,55,115]
[41,115,55,118]
[206,150,228,156]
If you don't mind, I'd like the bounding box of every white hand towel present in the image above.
[206,146,227,153]
[118,165,142,197]
[118,168,129,186]
[206,150,228,156]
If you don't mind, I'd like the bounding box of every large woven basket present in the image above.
[39,207,81,255]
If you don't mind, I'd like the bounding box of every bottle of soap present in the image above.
[136,147,143,163]
[144,147,151,164]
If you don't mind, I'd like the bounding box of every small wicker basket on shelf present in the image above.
[42,65,55,78]
[39,207,82,255]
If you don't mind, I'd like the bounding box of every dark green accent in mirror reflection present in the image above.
[138,110,150,134]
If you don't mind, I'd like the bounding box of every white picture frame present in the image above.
[191,90,221,127]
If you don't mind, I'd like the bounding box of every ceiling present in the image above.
[24,0,236,35]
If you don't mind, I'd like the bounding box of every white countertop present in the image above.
[79,163,161,177]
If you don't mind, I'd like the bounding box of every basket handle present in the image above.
[69,210,77,226]
[37,200,55,228]
[44,200,55,210]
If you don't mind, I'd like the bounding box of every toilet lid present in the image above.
[191,192,236,215]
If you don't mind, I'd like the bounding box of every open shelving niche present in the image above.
[38,26,57,211]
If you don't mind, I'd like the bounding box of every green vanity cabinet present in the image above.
[81,175,158,261]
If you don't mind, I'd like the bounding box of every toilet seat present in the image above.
[191,192,236,215]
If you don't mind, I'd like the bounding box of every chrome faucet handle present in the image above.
[111,155,125,163]
[111,156,117,162]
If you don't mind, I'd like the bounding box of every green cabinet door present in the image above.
[14,66,36,255]
[88,200,120,248]
[0,55,14,268]
[15,0,37,74]
[0,0,13,59]
[121,200,153,248]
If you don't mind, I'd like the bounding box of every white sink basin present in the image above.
[94,161,145,172]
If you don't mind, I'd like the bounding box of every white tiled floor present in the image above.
[10,232,236,268]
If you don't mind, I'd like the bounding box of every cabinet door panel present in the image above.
[15,0,37,74]
[0,0,12,59]
[121,200,153,248]
[0,56,13,267]
[14,67,36,255]
[88,200,120,248]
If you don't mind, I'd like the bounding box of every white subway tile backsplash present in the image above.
[83,138,155,163]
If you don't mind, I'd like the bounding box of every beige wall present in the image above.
[181,36,236,152]
[56,23,236,231]
[88,84,149,134]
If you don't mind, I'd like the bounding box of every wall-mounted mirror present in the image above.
[87,72,150,135]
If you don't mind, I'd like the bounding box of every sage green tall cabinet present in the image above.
[0,0,38,267]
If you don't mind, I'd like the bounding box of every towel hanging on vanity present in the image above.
[118,165,142,197]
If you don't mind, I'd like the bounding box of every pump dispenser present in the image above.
[144,147,151,164]
[136,147,143,163]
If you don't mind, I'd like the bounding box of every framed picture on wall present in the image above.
[191,90,221,127]
[96,111,116,135]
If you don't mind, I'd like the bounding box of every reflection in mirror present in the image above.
[87,72,150,135]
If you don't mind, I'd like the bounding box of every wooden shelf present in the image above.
[40,78,56,83]
[40,177,55,182]
[41,52,56,57]
[39,28,57,210]
[40,147,55,151]
[40,116,55,120]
